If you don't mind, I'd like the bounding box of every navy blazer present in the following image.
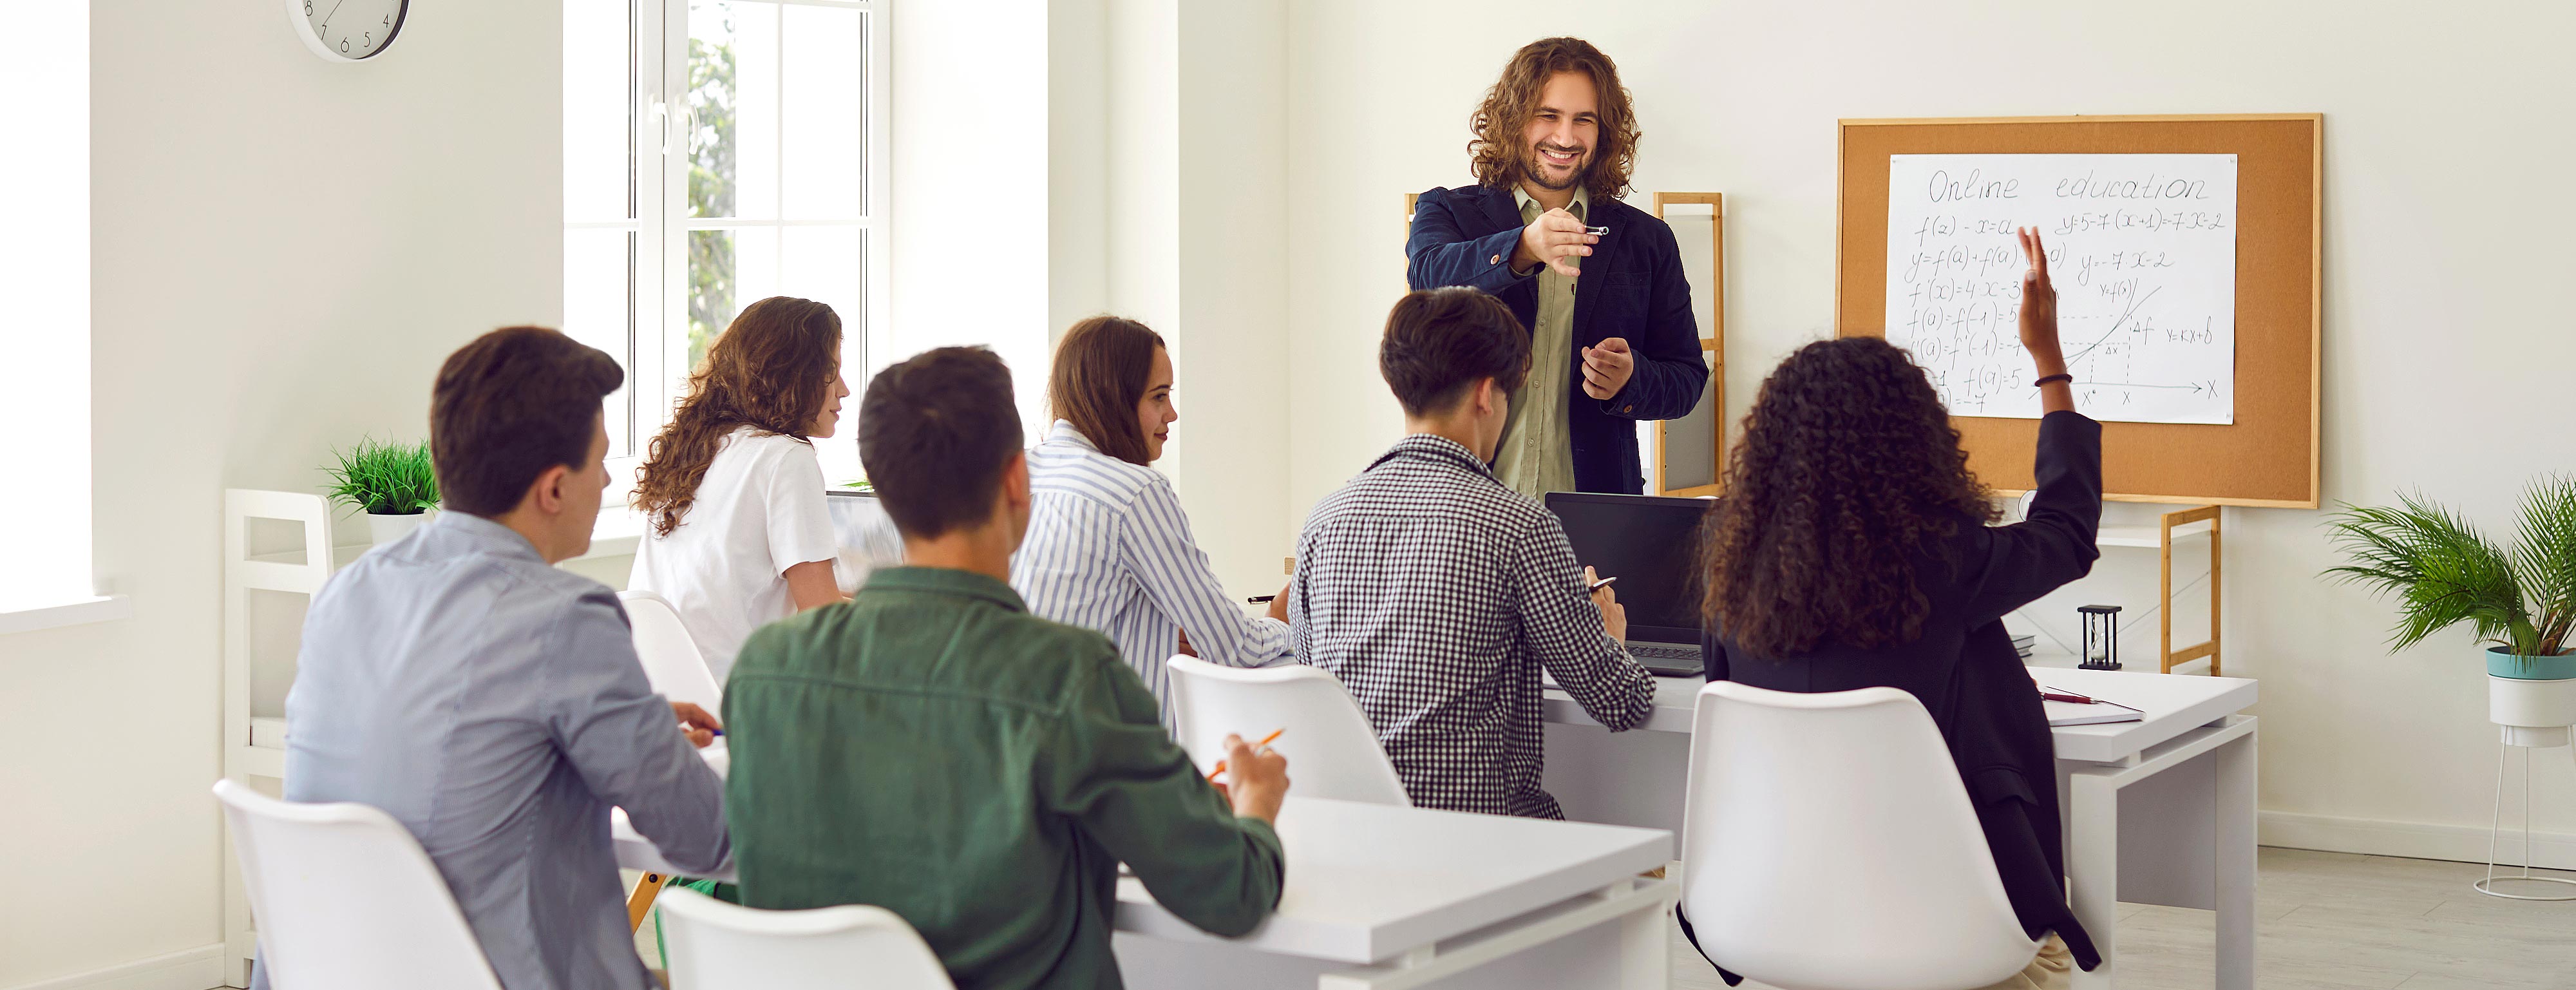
[1406,183,1708,494]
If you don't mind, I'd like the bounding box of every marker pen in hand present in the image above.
[1588,576,1619,592]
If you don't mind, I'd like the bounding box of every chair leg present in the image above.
[627,872,672,931]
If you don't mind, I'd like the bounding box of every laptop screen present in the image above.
[1544,491,1718,645]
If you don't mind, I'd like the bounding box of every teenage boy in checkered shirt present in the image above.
[1291,287,1657,819]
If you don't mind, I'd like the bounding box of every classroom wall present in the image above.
[1281,0,2576,859]
[1,3,565,987]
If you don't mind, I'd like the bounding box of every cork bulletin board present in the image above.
[1836,114,2322,508]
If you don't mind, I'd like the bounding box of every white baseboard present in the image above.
[3,944,227,990]
[2261,810,2576,871]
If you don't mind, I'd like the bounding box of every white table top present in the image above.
[617,776,1673,966]
[1113,796,1669,964]
[1545,665,2257,764]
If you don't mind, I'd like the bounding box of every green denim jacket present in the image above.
[723,567,1285,990]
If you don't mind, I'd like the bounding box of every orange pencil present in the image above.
[1207,728,1287,781]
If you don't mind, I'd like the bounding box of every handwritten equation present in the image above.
[1884,153,2239,424]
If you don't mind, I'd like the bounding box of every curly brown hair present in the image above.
[632,296,842,537]
[1700,337,1997,657]
[1467,37,1640,202]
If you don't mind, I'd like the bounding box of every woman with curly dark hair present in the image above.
[627,296,851,681]
[1684,231,2103,989]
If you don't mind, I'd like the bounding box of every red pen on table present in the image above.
[1207,728,1286,781]
[2039,687,2096,705]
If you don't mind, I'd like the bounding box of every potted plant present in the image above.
[2325,477,2576,747]
[325,437,441,546]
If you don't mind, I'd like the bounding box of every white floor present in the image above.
[632,848,2576,989]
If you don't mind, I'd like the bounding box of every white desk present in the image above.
[618,788,1676,989]
[1542,666,2259,990]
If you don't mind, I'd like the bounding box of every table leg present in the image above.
[1615,881,1668,990]
[2066,771,2119,990]
[2213,732,2257,989]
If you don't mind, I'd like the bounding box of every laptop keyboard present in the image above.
[1629,643,1701,662]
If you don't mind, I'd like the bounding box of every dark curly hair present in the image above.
[1700,337,1996,657]
[1467,37,1640,202]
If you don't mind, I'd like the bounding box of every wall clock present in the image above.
[290,0,409,62]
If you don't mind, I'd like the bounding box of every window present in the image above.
[1,1,94,613]
[564,0,889,485]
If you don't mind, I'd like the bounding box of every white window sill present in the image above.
[0,593,132,637]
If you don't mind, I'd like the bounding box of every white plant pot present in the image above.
[2488,675,2576,749]
[366,510,433,547]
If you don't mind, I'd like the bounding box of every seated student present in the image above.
[723,346,1291,990]
[1690,231,2100,987]
[629,296,852,681]
[1291,287,1654,818]
[1012,315,1294,717]
[258,327,729,990]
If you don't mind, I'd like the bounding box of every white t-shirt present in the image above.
[629,426,838,682]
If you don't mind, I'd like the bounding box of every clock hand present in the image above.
[318,0,349,34]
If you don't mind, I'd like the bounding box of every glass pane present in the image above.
[781,5,865,219]
[686,229,736,373]
[564,0,634,223]
[735,225,781,316]
[565,228,636,455]
[686,1,777,220]
[779,225,866,483]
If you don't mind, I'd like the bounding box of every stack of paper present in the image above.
[2011,633,2036,659]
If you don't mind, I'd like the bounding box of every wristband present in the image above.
[2034,373,2072,388]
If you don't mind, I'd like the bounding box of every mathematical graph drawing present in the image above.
[1884,153,2239,424]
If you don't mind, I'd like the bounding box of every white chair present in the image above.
[212,779,502,990]
[657,886,954,990]
[1164,655,1410,806]
[620,589,723,711]
[1680,681,2040,990]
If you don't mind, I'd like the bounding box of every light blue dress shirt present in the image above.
[1010,420,1291,721]
[255,511,730,990]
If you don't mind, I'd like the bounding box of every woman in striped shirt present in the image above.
[1010,316,1293,718]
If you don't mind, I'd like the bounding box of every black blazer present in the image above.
[1405,184,1709,494]
[1689,410,2107,980]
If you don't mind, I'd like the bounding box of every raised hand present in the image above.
[2016,227,2065,370]
[1513,207,1596,278]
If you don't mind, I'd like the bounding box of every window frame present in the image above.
[573,0,892,487]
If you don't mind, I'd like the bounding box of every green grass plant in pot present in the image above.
[2325,476,2576,748]
[325,437,440,547]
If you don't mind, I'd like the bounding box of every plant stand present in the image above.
[2478,676,2576,901]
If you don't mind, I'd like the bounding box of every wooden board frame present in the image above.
[1652,192,1727,498]
[1836,114,2322,508]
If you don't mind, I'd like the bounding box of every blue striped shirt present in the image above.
[1010,421,1292,719]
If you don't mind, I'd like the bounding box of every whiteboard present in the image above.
[1884,153,2239,424]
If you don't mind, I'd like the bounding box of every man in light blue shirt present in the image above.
[254,327,730,990]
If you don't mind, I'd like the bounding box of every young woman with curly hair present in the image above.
[627,296,851,680]
[1685,231,2104,989]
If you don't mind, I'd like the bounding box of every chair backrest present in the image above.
[620,589,724,710]
[213,780,502,990]
[1680,682,2038,990]
[657,886,954,990]
[1164,655,1411,806]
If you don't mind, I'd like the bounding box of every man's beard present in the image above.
[1523,145,1589,192]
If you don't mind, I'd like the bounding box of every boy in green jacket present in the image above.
[722,345,1291,990]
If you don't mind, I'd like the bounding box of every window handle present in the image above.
[650,100,671,155]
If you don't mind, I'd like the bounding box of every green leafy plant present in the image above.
[2324,475,2576,664]
[839,477,875,492]
[323,438,440,516]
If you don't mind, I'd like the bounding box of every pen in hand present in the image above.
[1208,727,1286,781]
[1588,576,1618,592]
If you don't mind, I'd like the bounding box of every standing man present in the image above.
[1407,37,1707,497]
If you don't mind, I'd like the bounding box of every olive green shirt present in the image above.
[723,567,1285,990]
[1494,184,1587,500]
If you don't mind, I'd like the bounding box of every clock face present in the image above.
[291,0,409,61]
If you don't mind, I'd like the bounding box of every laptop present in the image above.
[1543,491,1718,677]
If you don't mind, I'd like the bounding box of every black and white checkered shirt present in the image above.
[1290,435,1657,818]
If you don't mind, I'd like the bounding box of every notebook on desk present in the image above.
[2043,698,2145,727]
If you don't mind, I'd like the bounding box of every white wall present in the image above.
[1282,0,2576,855]
[0,3,564,987]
